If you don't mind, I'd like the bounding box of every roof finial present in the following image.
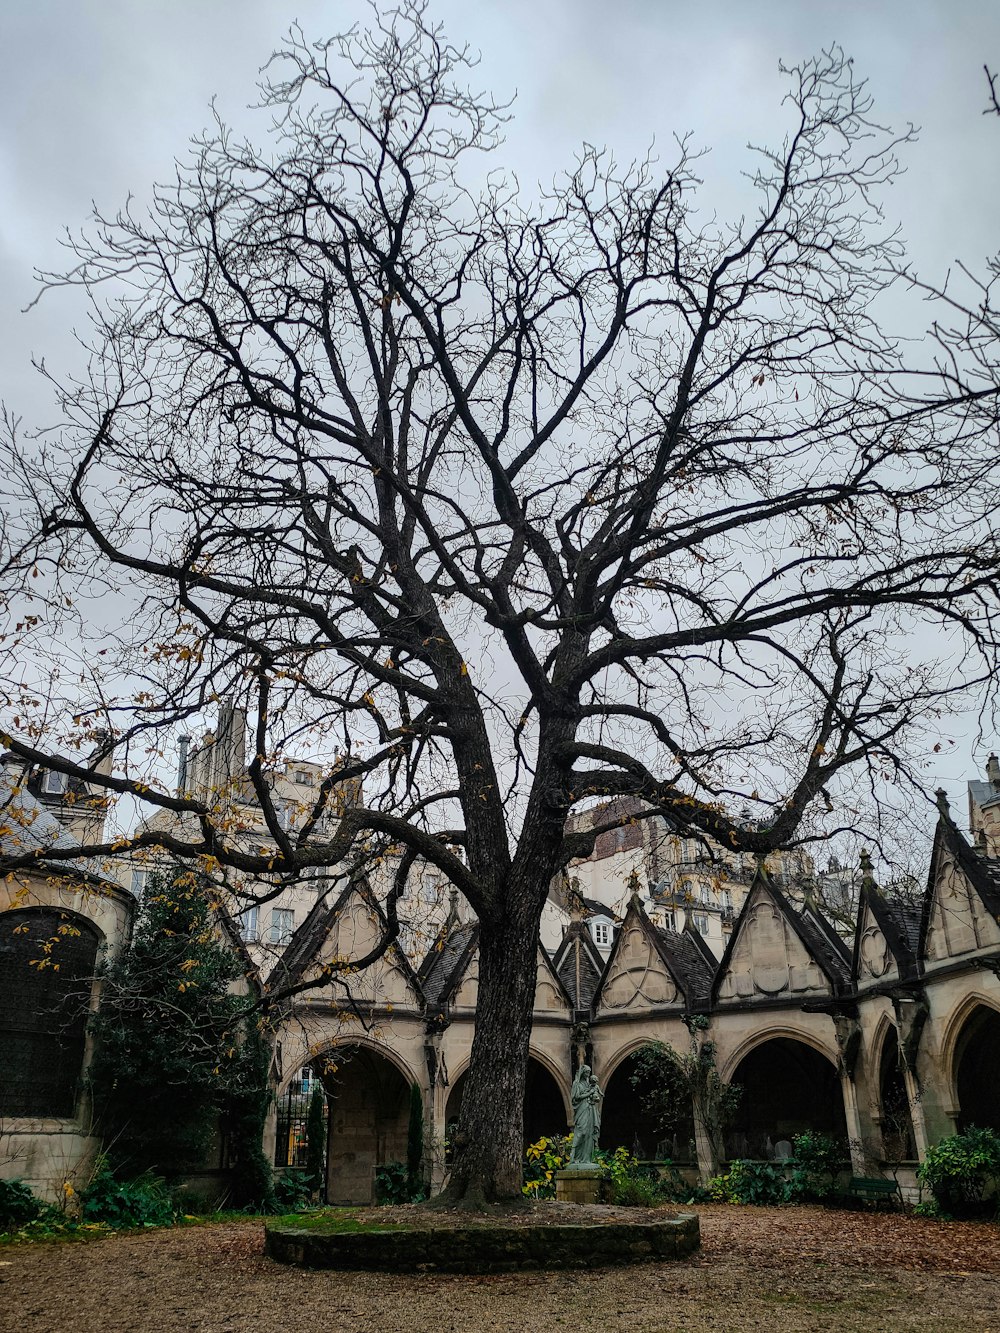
[935,788,951,820]
[626,868,643,909]
[444,885,460,932]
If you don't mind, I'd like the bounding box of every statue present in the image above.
[568,1064,603,1166]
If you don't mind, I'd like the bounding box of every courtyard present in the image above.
[2,1204,998,1333]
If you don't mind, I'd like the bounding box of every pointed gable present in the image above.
[714,870,846,1005]
[922,797,1000,963]
[267,876,423,1011]
[535,944,573,1014]
[593,897,710,1014]
[852,856,920,988]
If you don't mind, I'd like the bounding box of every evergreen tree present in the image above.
[89,872,274,1208]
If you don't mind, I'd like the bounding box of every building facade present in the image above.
[4,738,1000,1210]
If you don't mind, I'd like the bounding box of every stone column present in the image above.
[839,1074,867,1174]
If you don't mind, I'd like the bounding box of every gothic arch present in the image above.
[598,1032,674,1086]
[868,1010,896,1074]
[316,1040,417,1204]
[305,1037,420,1092]
[724,1031,847,1159]
[445,1048,571,1147]
[599,1041,697,1162]
[446,1046,571,1122]
[941,993,1000,1132]
[869,1015,915,1161]
[939,991,1000,1091]
[718,1023,838,1084]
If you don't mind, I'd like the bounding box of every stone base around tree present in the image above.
[555,1166,604,1205]
[265,1208,700,1272]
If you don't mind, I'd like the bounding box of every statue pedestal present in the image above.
[555,1166,603,1205]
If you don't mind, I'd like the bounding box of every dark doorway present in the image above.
[954,1005,1000,1133]
[727,1038,846,1159]
[445,1056,567,1151]
[600,1050,696,1161]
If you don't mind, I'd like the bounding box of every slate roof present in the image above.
[418,921,479,1012]
[969,779,1000,810]
[793,903,852,989]
[649,922,716,1009]
[552,924,606,1010]
[856,880,923,981]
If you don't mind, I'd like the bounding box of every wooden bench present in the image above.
[849,1176,900,1207]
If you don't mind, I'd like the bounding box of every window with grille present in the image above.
[0,909,100,1118]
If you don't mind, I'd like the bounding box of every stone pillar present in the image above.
[692,1106,718,1183]
[425,1028,451,1194]
[839,1074,867,1174]
[904,1066,934,1159]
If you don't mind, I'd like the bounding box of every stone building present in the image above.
[267,770,1000,1205]
[4,735,1000,1210]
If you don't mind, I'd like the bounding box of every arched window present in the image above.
[0,909,100,1118]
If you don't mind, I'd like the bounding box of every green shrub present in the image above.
[598,1146,673,1207]
[917,1127,1000,1216]
[0,1179,44,1229]
[912,1198,949,1219]
[709,1159,787,1206]
[786,1131,842,1201]
[273,1168,313,1212]
[79,1165,176,1229]
[89,871,274,1192]
[374,1160,425,1205]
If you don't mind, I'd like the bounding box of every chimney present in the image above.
[987,754,1000,789]
[86,730,114,779]
[214,702,247,786]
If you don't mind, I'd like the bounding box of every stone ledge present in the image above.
[265,1213,700,1272]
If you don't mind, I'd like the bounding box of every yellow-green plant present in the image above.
[522,1135,571,1198]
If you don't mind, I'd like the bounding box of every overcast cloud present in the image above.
[1,0,998,815]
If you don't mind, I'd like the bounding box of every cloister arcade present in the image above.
[5,785,1000,1204]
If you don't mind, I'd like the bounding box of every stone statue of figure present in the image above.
[568,1064,603,1166]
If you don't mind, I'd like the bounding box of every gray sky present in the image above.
[1,0,999,816]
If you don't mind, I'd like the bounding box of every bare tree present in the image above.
[2,5,1000,1204]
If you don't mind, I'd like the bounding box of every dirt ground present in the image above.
[1,1203,999,1333]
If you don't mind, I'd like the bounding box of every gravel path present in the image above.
[1,1204,998,1333]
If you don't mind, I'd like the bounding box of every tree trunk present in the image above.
[437,911,541,1206]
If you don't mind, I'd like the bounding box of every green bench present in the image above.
[849,1176,900,1207]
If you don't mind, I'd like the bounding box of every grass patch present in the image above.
[265,1208,404,1235]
